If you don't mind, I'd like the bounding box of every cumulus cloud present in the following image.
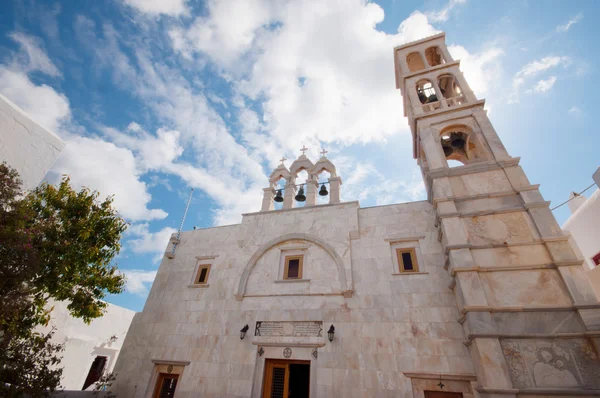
[51,135,168,221]
[8,32,61,77]
[556,13,583,33]
[448,45,503,96]
[121,269,157,296]
[526,76,557,94]
[0,66,69,132]
[122,0,188,16]
[126,223,176,257]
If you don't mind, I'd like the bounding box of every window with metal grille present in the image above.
[153,374,179,398]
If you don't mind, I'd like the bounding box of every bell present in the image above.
[274,189,284,203]
[319,184,328,196]
[295,186,306,202]
[450,134,465,149]
[443,146,453,157]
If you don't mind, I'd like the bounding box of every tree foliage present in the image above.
[0,163,127,396]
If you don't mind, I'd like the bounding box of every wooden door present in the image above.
[264,362,289,398]
[263,359,310,398]
[152,373,179,398]
[424,392,463,398]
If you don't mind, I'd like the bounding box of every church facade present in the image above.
[112,33,600,398]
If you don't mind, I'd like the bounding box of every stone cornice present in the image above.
[403,371,477,381]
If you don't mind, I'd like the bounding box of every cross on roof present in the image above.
[300,145,308,155]
[279,156,286,165]
[320,148,328,157]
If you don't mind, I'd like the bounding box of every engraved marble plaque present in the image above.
[500,338,600,389]
[255,321,323,337]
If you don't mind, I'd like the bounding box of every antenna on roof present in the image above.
[166,188,194,259]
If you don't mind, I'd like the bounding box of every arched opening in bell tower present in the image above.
[294,169,309,208]
[425,46,445,67]
[406,52,426,72]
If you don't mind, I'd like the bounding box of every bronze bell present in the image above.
[295,186,306,202]
[319,183,328,196]
[274,189,284,203]
[450,134,466,149]
[443,145,453,157]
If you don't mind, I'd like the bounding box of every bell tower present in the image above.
[394,33,600,396]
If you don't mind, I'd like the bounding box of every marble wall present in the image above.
[112,200,472,397]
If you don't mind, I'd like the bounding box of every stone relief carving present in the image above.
[464,213,532,246]
[255,321,323,337]
[500,338,600,389]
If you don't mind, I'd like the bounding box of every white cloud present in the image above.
[526,76,557,94]
[126,223,176,256]
[0,66,69,133]
[568,106,582,117]
[122,0,188,16]
[121,269,157,296]
[556,13,583,32]
[510,56,569,102]
[51,135,168,221]
[103,124,184,172]
[9,32,61,77]
[426,0,467,23]
[448,45,503,96]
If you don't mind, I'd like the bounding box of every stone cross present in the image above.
[300,145,308,155]
[279,157,286,165]
[320,148,328,157]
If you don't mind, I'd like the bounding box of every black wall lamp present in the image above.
[240,324,249,340]
[327,325,335,342]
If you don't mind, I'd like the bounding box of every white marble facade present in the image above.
[113,33,600,398]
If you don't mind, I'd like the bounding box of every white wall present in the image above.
[0,93,65,190]
[563,189,600,271]
[39,300,136,390]
[563,188,600,299]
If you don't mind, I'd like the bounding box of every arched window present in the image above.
[416,80,438,104]
[425,46,445,67]
[437,75,461,98]
[406,52,425,72]
[439,125,487,167]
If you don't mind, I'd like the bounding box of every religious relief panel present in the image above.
[255,321,323,337]
[500,338,600,389]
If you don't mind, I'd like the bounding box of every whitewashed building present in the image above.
[40,300,136,390]
[562,171,600,299]
[0,93,65,191]
[112,33,600,398]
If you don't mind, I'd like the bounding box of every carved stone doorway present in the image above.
[263,359,310,398]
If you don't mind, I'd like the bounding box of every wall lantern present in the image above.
[240,324,249,340]
[327,325,335,342]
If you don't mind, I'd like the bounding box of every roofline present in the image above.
[393,32,445,52]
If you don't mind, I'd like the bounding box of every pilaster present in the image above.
[283,183,296,210]
[328,177,342,204]
[261,188,275,212]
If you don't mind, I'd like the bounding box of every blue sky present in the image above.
[1,0,598,311]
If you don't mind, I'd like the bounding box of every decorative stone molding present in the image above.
[195,255,219,260]
[235,233,350,300]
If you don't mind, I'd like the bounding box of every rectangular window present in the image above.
[195,264,211,284]
[284,255,303,279]
[396,248,418,273]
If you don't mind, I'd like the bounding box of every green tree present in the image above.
[0,163,127,396]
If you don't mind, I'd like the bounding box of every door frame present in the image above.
[251,346,318,398]
[262,359,311,398]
